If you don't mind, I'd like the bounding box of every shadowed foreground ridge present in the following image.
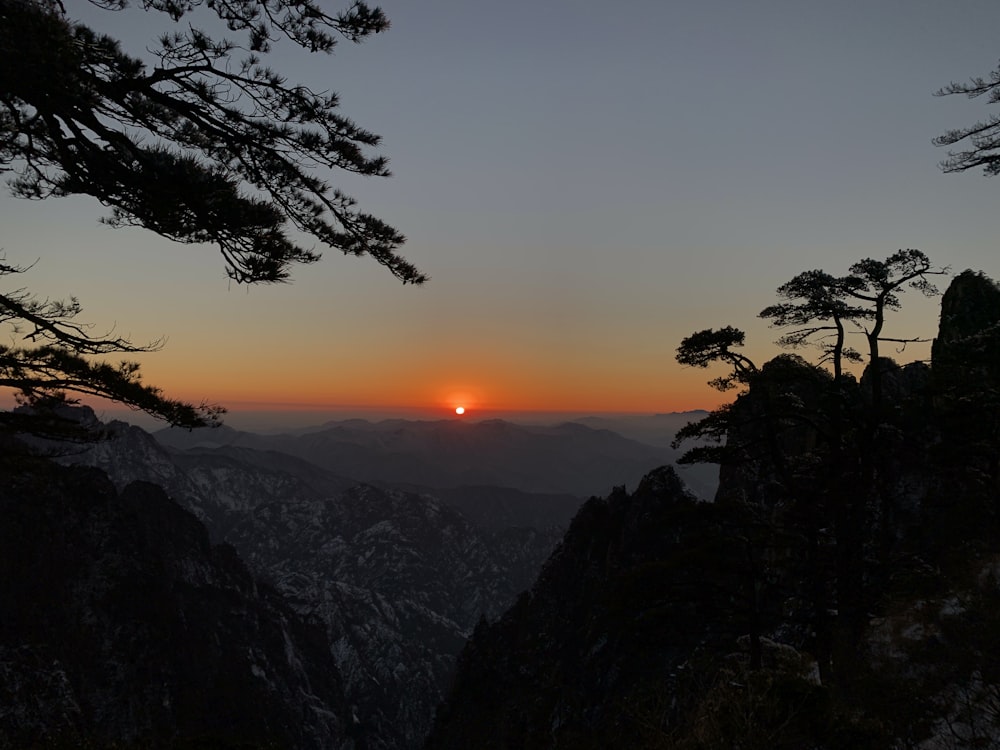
[425,465,760,749]
[426,270,1000,750]
[0,456,358,749]
[51,418,569,749]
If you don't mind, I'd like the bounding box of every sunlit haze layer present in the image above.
[97,403,705,433]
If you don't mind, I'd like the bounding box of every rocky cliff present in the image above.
[55,422,564,749]
[425,271,1000,750]
[0,455,356,749]
[425,466,760,749]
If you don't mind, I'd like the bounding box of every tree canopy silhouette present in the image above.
[0,0,414,435]
[674,249,946,462]
[758,270,867,381]
[935,59,1000,176]
[676,326,758,393]
[0,0,424,285]
[675,252,947,683]
[0,255,224,436]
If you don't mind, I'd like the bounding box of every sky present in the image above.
[3,0,1000,425]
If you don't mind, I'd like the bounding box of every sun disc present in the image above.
[455,406,465,415]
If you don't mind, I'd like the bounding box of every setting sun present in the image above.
[455,406,465,415]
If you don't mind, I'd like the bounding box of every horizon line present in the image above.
[170,400,710,415]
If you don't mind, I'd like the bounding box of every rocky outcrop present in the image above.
[424,466,755,749]
[0,457,355,749]
[932,269,1000,368]
[425,271,1000,750]
[57,419,564,749]
[226,481,562,749]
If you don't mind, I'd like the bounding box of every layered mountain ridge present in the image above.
[50,416,596,748]
[155,415,716,500]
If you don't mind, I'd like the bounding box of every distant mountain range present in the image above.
[572,411,711,446]
[155,413,718,500]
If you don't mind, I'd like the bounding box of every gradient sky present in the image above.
[3,0,1000,422]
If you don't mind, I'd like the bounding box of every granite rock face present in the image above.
[57,422,565,749]
[0,458,356,749]
[425,465,753,749]
[425,272,1000,750]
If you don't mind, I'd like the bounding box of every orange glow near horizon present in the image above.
[6,347,733,421]
[123,359,729,416]
[0,369,732,423]
[94,306,760,420]
[153,378,729,417]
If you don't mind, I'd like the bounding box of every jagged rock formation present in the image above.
[226,482,563,749]
[932,269,1000,367]
[398,484,581,532]
[930,270,1000,530]
[426,271,1000,750]
[425,466,760,749]
[930,269,1000,434]
[0,456,355,749]
[58,421,564,749]
[711,353,834,508]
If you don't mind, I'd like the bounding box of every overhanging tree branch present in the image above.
[935,61,1000,176]
[0,256,223,433]
[676,326,758,393]
[0,0,424,284]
